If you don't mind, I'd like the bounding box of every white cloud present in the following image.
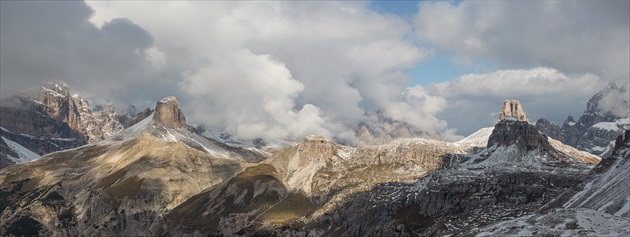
[385,86,447,132]
[432,67,601,98]
[85,1,439,142]
[180,49,328,141]
[427,67,603,135]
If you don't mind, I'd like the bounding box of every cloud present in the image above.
[427,67,602,135]
[415,1,630,80]
[84,1,438,142]
[384,86,447,132]
[598,81,629,118]
[179,49,328,141]
[0,0,174,108]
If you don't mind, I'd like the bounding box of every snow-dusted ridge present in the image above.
[1,136,40,163]
[102,112,264,162]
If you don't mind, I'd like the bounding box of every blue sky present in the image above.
[370,0,483,86]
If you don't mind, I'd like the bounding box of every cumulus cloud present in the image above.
[385,86,447,132]
[84,1,438,142]
[427,67,602,135]
[415,1,630,80]
[179,49,329,141]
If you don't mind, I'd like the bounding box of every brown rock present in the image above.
[499,100,528,122]
[153,96,186,129]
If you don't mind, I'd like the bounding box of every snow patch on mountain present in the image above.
[473,208,630,237]
[563,145,630,217]
[455,127,494,147]
[1,136,40,163]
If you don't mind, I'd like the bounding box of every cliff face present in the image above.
[355,114,443,146]
[536,118,563,141]
[536,82,630,156]
[0,82,124,168]
[0,98,610,237]
[152,96,186,129]
[2,82,125,143]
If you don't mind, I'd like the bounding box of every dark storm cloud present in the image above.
[0,0,174,109]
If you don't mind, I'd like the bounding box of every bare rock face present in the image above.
[538,82,629,156]
[2,82,124,143]
[490,100,553,151]
[499,100,528,122]
[0,82,127,168]
[125,108,154,128]
[153,96,186,129]
[488,120,553,151]
[536,118,563,141]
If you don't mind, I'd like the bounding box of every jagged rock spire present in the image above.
[489,100,553,151]
[499,100,528,122]
[153,96,186,129]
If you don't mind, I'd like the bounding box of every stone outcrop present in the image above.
[153,96,186,129]
[488,120,553,151]
[491,100,551,151]
[0,82,124,168]
[499,99,528,122]
[1,82,124,143]
[73,98,124,142]
[536,118,563,141]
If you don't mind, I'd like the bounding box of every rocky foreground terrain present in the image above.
[2,95,623,237]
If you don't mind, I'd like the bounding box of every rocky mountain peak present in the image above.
[487,120,552,151]
[535,118,563,141]
[499,99,528,122]
[489,100,551,151]
[297,135,337,161]
[153,96,186,129]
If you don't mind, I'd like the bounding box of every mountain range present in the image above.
[0,82,628,236]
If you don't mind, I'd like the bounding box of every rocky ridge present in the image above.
[0,82,143,168]
[467,130,630,236]
[537,82,630,156]
[0,98,612,237]
[285,100,595,237]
